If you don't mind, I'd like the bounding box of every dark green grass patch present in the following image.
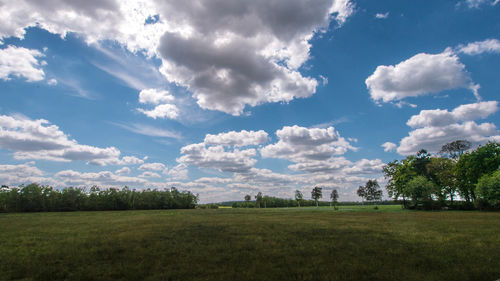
[1,207,499,281]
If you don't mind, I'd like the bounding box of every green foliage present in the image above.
[357,180,382,203]
[405,176,438,210]
[440,140,471,159]
[475,170,500,209]
[311,186,322,207]
[0,184,198,212]
[294,189,303,207]
[455,142,500,203]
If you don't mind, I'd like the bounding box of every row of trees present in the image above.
[383,141,500,210]
[236,187,340,208]
[0,183,198,212]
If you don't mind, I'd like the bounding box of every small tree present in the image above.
[255,192,263,208]
[295,190,303,207]
[311,186,322,207]
[330,189,339,210]
[440,140,471,159]
[357,180,382,205]
[244,194,251,207]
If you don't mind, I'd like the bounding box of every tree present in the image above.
[244,194,251,207]
[295,190,303,207]
[440,140,471,159]
[357,180,383,204]
[475,170,500,209]
[405,176,437,209]
[255,192,263,208]
[330,189,339,209]
[311,186,322,207]
[426,157,456,205]
[455,142,500,203]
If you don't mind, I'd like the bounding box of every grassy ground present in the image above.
[1,206,499,281]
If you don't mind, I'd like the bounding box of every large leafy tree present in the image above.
[475,170,500,209]
[405,176,437,209]
[455,142,500,203]
[311,186,322,207]
[426,157,456,204]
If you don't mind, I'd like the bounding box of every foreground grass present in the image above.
[1,206,499,281]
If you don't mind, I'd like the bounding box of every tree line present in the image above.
[234,187,340,208]
[383,141,500,210]
[0,183,198,212]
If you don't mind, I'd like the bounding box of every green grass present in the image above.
[1,206,499,281]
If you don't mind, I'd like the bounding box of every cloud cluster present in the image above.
[0,0,354,115]
[0,45,45,82]
[0,114,143,165]
[260,125,355,163]
[204,130,268,147]
[397,101,500,155]
[137,88,179,119]
[366,51,476,103]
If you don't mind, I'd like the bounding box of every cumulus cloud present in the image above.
[457,38,500,55]
[138,162,166,171]
[397,102,500,155]
[0,45,45,82]
[139,171,161,178]
[381,142,397,152]
[165,163,188,180]
[115,167,131,175]
[260,125,355,162]
[204,130,268,147]
[366,51,478,103]
[138,103,179,119]
[178,143,257,173]
[0,115,143,165]
[407,101,498,128]
[156,0,352,115]
[138,88,175,104]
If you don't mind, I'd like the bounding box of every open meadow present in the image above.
[1,206,499,281]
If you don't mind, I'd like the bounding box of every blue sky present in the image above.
[1,0,499,202]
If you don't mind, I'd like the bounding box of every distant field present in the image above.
[1,206,499,281]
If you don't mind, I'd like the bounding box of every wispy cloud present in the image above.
[111,122,182,140]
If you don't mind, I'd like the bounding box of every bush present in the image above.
[475,170,500,209]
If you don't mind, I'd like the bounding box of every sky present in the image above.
[0,0,499,203]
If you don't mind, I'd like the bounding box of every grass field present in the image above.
[1,206,499,281]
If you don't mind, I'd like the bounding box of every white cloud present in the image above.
[381,142,397,152]
[178,143,257,173]
[139,171,161,178]
[138,103,179,119]
[115,167,131,175]
[165,163,188,180]
[0,115,142,165]
[397,102,500,155]
[138,162,166,171]
[457,38,500,55]
[366,51,477,103]
[260,125,355,162]
[138,88,175,105]
[55,169,148,187]
[407,101,498,128]
[375,12,389,19]
[0,45,45,82]
[204,130,268,147]
[156,0,352,115]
